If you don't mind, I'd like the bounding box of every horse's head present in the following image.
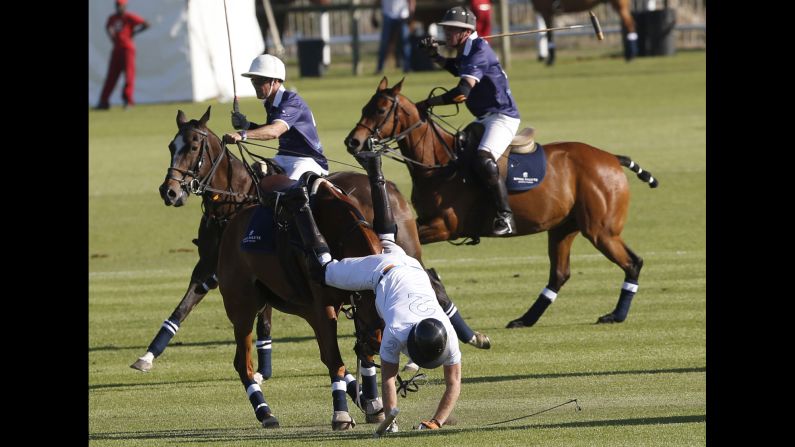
[159,106,223,207]
[344,77,419,156]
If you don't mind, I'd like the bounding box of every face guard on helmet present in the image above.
[406,318,450,369]
[438,6,476,31]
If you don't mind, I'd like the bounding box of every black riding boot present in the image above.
[284,186,331,283]
[355,151,397,237]
[474,151,515,236]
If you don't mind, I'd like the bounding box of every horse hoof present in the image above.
[260,413,280,428]
[130,358,152,372]
[332,411,356,431]
[468,332,491,349]
[505,319,532,329]
[596,313,625,324]
[364,398,385,423]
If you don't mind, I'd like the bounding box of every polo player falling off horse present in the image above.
[285,151,462,432]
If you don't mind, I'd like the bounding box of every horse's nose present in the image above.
[344,135,360,154]
[159,182,181,206]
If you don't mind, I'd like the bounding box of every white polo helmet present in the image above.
[242,54,286,81]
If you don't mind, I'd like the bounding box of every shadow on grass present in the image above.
[88,414,705,442]
[89,335,319,352]
[463,366,705,385]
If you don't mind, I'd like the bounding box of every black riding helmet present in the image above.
[406,318,450,369]
[438,6,476,31]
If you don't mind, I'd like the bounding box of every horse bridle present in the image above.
[166,125,254,200]
[355,92,456,170]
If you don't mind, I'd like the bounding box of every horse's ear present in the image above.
[199,106,211,126]
[177,110,187,126]
[378,76,388,92]
[392,78,404,95]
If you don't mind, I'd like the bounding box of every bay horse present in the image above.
[153,106,486,427]
[532,0,638,65]
[131,110,274,380]
[344,78,659,328]
[217,172,386,429]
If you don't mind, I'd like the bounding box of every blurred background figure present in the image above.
[470,0,492,39]
[373,0,415,74]
[255,0,289,55]
[95,0,149,110]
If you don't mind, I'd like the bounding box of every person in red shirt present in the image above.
[96,0,149,110]
[470,0,492,39]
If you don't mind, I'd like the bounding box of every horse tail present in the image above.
[616,155,659,188]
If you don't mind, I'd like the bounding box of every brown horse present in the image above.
[344,78,658,328]
[532,0,638,64]
[155,106,487,427]
[217,172,385,429]
[132,109,274,378]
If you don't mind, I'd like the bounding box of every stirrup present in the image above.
[492,215,515,236]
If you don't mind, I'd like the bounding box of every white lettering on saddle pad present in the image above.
[512,171,539,185]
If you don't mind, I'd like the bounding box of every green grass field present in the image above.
[89,49,706,446]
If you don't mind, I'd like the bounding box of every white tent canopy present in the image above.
[89,0,264,106]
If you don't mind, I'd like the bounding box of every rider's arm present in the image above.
[424,78,474,107]
[223,121,287,143]
[431,55,459,76]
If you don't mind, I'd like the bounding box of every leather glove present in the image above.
[231,111,250,130]
[419,36,439,58]
[415,100,430,120]
[418,418,441,430]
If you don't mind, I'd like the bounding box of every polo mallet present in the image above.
[222,0,240,116]
[374,407,399,437]
[428,11,603,46]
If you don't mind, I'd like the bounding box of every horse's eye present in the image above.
[377,108,387,115]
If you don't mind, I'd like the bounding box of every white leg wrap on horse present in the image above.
[622,281,639,293]
[139,352,154,363]
[344,373,356,384]
[332,380,347,392]
[246,383,263,397]
[541,287,558,302]
[161,319,179,335]
[627,32,638,41]
[361,366,376,377]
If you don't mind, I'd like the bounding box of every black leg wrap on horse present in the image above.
[356,151,397,236]
[474,152,515,236]
[506,295,552,329]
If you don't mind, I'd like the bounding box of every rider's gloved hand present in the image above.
[231,111,250,130]
[417,418,441,430]
[419,37,439,58]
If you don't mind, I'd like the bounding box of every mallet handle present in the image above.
[482,24,587,40]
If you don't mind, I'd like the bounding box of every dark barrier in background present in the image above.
[632,8,677,57]
[297,39,326,77]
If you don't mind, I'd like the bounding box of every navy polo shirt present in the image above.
[456,34,520,120]
[265,87,329,170]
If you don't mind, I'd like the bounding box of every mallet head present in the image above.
[589,11,605,40]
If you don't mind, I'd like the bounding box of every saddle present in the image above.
[456,122,537,159]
